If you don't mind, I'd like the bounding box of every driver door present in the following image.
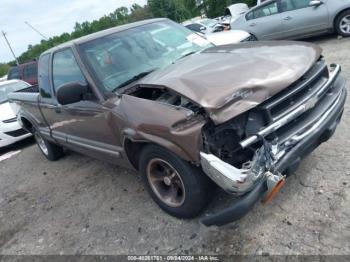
[46,48,124,164]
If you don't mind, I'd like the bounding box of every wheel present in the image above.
[139,145,212,219]
[34,130,64,161]
[335,10,350,37]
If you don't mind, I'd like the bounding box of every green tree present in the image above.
[0,63,10,77]
[148,0,192,22]
[202,0,227,18]
[113,7,130,25]
[129,4,153,22]
[184,0,201,17]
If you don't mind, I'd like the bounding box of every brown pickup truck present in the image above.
[9,18,347,226]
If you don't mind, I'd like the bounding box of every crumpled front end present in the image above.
[199,61,347,226]
[141,41,322,125]
[200,138,282,196]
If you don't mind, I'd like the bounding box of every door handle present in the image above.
[284,16,292,21]
[249,23,256,27]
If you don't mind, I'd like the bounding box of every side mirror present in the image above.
[56,82,88,105]
[309,0,323,7]
[200,26,206,32]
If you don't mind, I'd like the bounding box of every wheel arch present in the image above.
[123,138,147,170]
[333,7,350,31]
[20,116,34,133]
[123,136,196,171]
[248,32,258,41]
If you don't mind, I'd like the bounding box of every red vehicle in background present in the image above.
[7,61,38,85]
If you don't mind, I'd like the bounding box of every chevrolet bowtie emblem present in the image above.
[305,97,318,111]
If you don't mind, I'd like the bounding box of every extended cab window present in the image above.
[23,63,37,79]
[38,54,52,98]
[247,2,278,20]
[281,0,310,12]
[52,49,86,92]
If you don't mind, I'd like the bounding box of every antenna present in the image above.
[1,31,19,66]
[25,21,48,40]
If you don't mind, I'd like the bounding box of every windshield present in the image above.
[79,20,213,93]
[200,19,218,28]
[0,82,29,103]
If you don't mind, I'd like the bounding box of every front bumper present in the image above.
[0,121,31,147]
[200,67,347,227]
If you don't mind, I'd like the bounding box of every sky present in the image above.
[0,0,147,63]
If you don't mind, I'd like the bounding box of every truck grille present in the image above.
[259,59,330,123]
[240,60,341,148]
[5,129,28,137]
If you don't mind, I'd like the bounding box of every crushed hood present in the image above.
[141,41,322,124]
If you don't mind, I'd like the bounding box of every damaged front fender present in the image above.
[116,94,206,162]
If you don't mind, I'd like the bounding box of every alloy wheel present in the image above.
[146,158,186,207]
[340,15,350,34]
[35,132,48,156]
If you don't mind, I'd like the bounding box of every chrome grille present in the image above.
[259,59,330,123]
[240,61,341,148]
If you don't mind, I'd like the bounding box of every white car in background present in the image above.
[217,3,250,25]
[0,80,32,147]
[183,18,227,34]
[203,29,255,45]
[182,18,256,45]
[217,2,269,25]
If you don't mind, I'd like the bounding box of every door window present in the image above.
[246,1,279,20]
[52,49,86,92]
[38,54,52,98]
[281,0,310,12]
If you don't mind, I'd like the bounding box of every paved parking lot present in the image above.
[0,35,349,255]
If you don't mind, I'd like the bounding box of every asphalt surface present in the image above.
[0,35,349,256]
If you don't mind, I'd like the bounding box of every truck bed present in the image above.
[7,84,43,132]
[17,85,39,93]
[8,85,39,103]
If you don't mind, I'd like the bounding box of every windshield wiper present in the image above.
[113,69,156,91]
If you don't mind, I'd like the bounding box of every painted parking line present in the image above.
[0,150,21,162]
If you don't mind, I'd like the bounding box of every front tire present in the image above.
[34,130,64,161]
[139,145,212,219]
[335,10,350,37]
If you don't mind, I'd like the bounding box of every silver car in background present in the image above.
[231,0,350,40]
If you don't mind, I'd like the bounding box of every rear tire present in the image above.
[139,145,212,219]
[335,10,350,37]
[34,130,64,161]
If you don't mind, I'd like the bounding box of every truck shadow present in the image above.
[0,136,35,158]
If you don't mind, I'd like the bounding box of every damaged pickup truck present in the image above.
[9,18,347,226]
